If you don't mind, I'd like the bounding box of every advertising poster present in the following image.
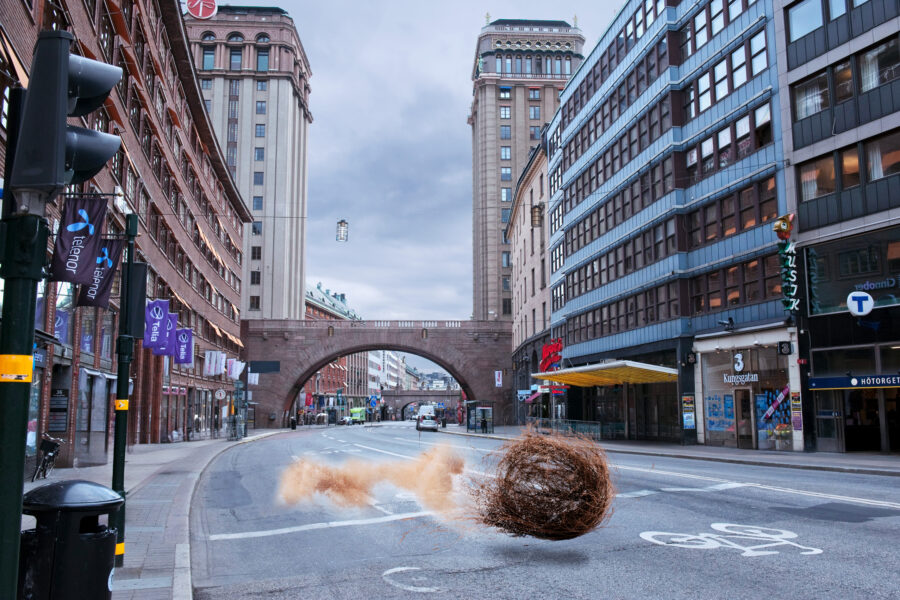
[791,393,803,431]
[682,394,696,429]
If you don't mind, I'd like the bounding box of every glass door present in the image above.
[814,390,844,452]
[735,389,754,449]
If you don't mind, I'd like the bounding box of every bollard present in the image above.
[18,480,124,600]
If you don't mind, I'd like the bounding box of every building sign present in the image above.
[724,352,759,384]
[48,389,68,432]
[774,214,799,314]
[846,291,874,317]
[186,0,217,19]
[540,338,563,372]
[494,370,502,387]
[810,375,900,390]
[682,394,696,430]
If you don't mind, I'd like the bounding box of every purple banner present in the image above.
[50,196,108,285]
[54,310,70,343]
[143,299,169,349]
[76,239,125,308]
[174,328,193,364]
[153,314,178,356]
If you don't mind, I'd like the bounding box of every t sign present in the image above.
[846,291,874,317]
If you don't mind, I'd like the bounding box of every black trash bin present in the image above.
[18,480,124,600]
[290,416,297,430]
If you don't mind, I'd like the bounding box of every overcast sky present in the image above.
[232,1,621,321]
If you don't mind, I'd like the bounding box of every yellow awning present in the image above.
[225,332,244,348]
[532,360,678,387]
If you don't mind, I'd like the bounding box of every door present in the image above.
[814,390,844,452]
[735,389,754,449]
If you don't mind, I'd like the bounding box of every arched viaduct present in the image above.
[240,319,513,427]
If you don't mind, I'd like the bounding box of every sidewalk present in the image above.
[439,425,900,477]
[21,429,287,600]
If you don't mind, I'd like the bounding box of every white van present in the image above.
[416,404,436,430]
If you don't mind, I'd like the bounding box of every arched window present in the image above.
[256,33,270,43]
[201,32,215,41]
[227,33,244,42]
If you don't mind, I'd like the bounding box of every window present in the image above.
[254,147,264,161]
[718,127,733,167]
[788,0,823,43]
[204,99,211,113]
[256,100,266,114]
[529,88,540,100]
[201,78,212,89]
[694,10,708,49]
[731,46,747,88]
[500,125,511,139]
[530,126,541,140]
[529,106,540,120]
[501,188,512,202]
[834,60,853,102]
[793,71,829,119]
[698,73,711,112]
[228,33,244,42]
[230,48,242,71]
[866,130,900,180]
[500,106,511,119]
[253,172,264,185]
[750,31,767,76]
[841,147,860,188]
[754,103,772,147]
[799,155,836,201]
[252,195,263,210]
[501,208,511,223]
[251,246,262,260]
[736,115,752,159]
[255,124,265,137]
[501,146,511,160]
[503,298,512,315]
[501,167,512,181]
[828,0,847,18]
[202,47,215,70]
[257,80,267,91]
[252,221,262,235]
[714,59,729,100]
[499,87,511,99]
[710,0,725,36]
[257,49,269,72]
[502,252,511,267]
[250,296,260,310]
[860,38,900,93]
[502,277,510,291]
[250,271,261,285]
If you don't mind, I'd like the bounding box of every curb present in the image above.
[437,429,900,478]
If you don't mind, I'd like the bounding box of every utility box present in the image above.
[18,480,124,600]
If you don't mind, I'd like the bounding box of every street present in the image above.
[189,423,900,599]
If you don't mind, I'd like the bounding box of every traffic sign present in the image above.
[369,398,377,408]
[847,291,874,316]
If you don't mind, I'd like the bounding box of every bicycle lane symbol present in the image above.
[640,523,823,557]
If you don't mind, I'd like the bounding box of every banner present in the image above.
[143,300,169,349]
[54,310,70,342]
[153,314,178,356]
[216,351,227,375]
[174,328,193,365]
[228,360,245,380]
[248,372,259,386]
[50,196,109,284]
[76,239,125,308]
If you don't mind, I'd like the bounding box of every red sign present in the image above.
[186,0,217,19]
[540,338,563,372]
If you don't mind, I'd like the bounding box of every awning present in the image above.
[0,25,29,86]
[523,390,541,403]
[532,360,678,387]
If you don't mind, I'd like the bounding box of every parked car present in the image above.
[417,416,439,432]
[339,416,353,426]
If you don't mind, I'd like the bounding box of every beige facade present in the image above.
[186,7,312,320]
[469,19,583,322]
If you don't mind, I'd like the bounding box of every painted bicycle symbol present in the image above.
[640,523,823,557]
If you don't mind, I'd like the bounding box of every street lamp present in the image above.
[336,219,348,242]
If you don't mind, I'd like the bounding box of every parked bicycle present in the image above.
[31,434,63,482]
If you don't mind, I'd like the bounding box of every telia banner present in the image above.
[174,328,193,364]
[76,239,125,308]
[143,300,169,349]
[153,314,178,356]
[50,197,109,285]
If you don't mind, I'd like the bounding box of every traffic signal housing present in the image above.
[8,31,121,199]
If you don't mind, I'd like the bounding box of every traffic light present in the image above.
[8,30,121,199]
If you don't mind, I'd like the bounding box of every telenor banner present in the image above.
[143,299,169,349]
[174,328,193,364]
[50,196,109,285]
[76,239,125,308]
[153,314,178,356]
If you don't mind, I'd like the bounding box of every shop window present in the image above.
[838,246,880,277]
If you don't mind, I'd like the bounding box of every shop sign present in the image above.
[809,374,900,390]
[48,389,68,432]
[773,214,799,313]
[790,393,803,431]
[682,394,696,430]
[724,352,759,385]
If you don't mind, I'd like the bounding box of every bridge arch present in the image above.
[241,319,513,425]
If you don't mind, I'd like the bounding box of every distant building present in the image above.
[186,6,312,320]
[469,18,584,321]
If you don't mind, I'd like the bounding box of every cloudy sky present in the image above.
[239,0,621,320]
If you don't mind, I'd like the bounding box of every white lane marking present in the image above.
[660,483,749,493]
[392,436,493,453]
[208,511,430,541]
[352,443,491,478]
[616,464,900,509]
[640,523,823,557]
[382,567,440,593]
[618,490,659,498]
[368,496,393,515]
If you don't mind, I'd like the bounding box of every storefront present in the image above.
[693,325,802,451]
[804,227,900,452]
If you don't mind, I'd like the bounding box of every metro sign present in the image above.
[187,0,217,19]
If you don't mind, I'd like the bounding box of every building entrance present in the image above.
[814,391,844,452]
[735,389,755,449]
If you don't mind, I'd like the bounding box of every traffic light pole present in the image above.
[112,214,138,567]
[0,88,51,599]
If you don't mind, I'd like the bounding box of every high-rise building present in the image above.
[186,6,311,320]
[469,19,584,321]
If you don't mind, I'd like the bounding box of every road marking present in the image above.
[660,482,749,493]
[352,443,491,478]
[640,523,823,557]
[618,490,659,498]
[382,567,440,593]
[616,465,900,509]
[392,436,492,453]
[208,511,431,541]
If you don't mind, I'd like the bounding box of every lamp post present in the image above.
[336,219,348,242]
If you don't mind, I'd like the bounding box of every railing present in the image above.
[525,417,626,441]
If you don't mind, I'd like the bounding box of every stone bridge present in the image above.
[380,390,463,421]
[240,319,513,427]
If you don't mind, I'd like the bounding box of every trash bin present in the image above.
[290,416,297,430]
[441,418,447,428]
[18,480,124,600]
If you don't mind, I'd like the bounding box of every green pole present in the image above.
[112,213,138,567]
[0,87,50,600]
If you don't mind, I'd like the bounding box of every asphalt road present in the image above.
[190,422,900,599]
